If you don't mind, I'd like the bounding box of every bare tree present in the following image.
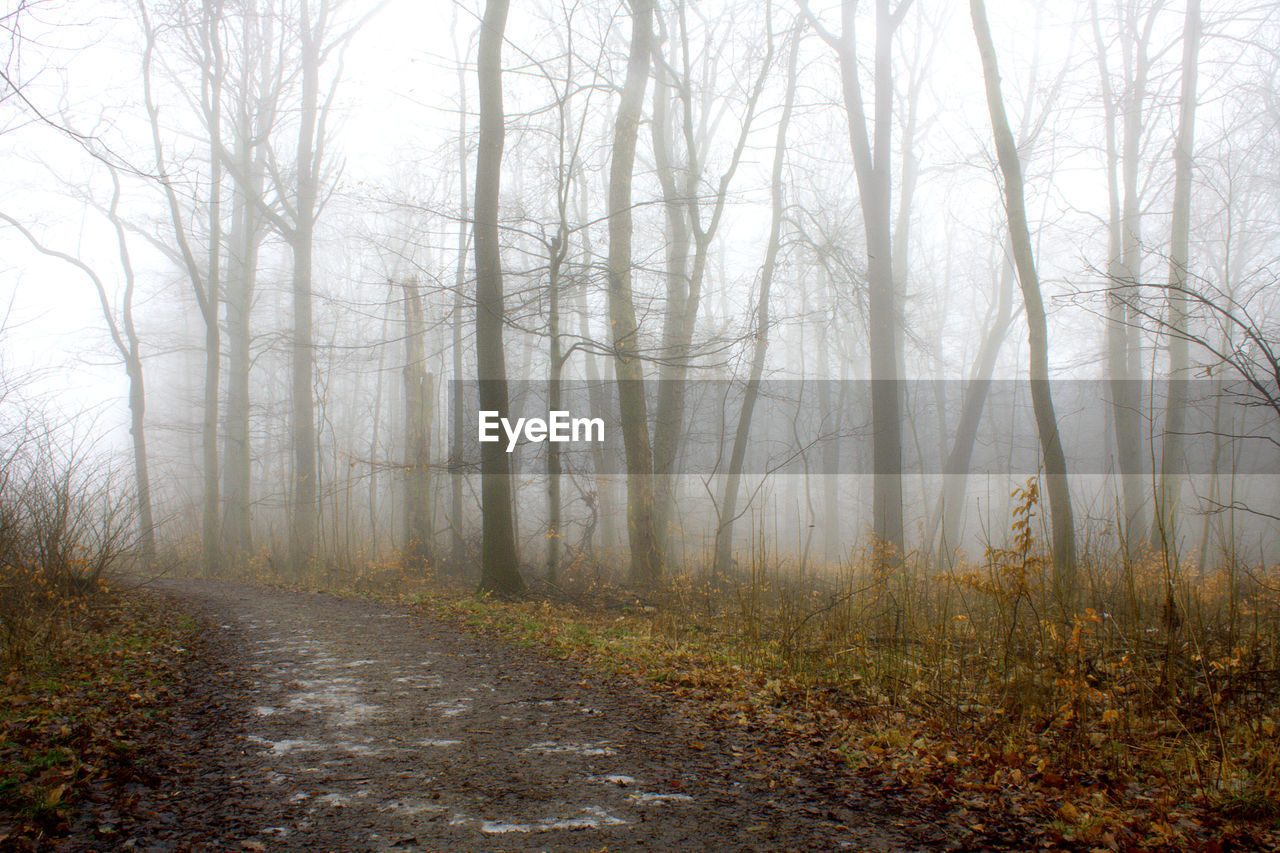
[212,0,381,575]
[713,19,801,577]
[605,0,660,587]
[473,0,524,596]
[499,0,609,584]
[648,0,776,564]
[930,19,1070,558]
[800,0,912,566]
[0,171,156,568]
[1150,0,1201,552]
[448,9,473,570]
[1091,0,1168,551]
[135,0,227,577]
[0,3,38,117]
[222,0,284,568]
[402,275,433,568]
[971,0,1077,604]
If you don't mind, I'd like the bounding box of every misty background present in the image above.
[1,0,1277,593]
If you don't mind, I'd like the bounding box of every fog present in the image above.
[2,0,1277,590]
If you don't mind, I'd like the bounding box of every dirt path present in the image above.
[67,579,921,852]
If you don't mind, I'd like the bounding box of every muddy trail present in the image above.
[61,579,923,852]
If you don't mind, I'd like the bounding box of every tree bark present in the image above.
[474,0,524,596]
[605,0,659,587]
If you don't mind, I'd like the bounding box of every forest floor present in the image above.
[11,576,1274,852]
[32,578,926,853]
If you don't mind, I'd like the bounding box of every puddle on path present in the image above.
[449,805,629,835]
[522,741,618,756]
[591,774,638,787]
[630,792,695,804]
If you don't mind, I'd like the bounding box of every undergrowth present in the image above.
[0,595,189,849]
[0,389,190,848]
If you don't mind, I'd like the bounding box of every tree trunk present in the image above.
[202,288,221,578]
[606,0,660,587]
[648,4,774,565]
[648,54,692,564]
[929,28,1063,562]
[546,227,568,583]
[1092,0,1154,552]
[449,8,470,569]
[138,0,224,575]
[288,0,322,576]
[474,0,524,596]
[125,353,154,569]
[1115,2,1153,550]
[808,0,909,562]
[1150,0,1200,553]
[222,154,258,567]
[199,0,224,579]
[714,23,799,576]
[289,197,318,574]
[576,288,619,554]
[403,276,432,569]
[221,1,270,569]
[971,0,1077,606]
[0,193,157,569]
[930,251,1015,557]
[108,178,156,571]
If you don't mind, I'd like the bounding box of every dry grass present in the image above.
[407,482,1279,849]
[0,419,136,671]
[0,400,186,847]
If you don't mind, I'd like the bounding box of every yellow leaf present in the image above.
[44,784,67,807]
